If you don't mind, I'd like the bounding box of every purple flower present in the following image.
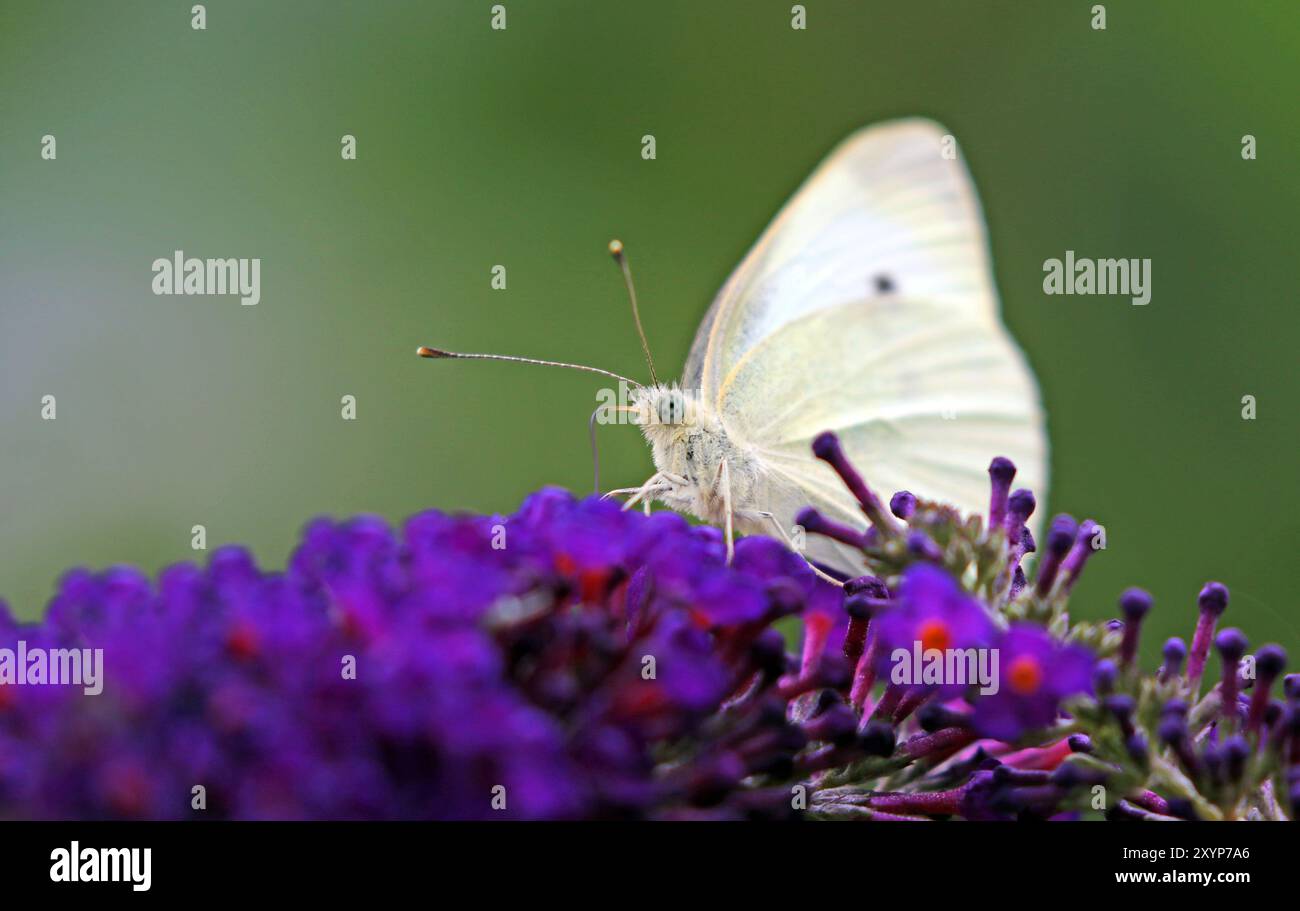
[0,489,845,821]
[971,624,1095,741]
[873,564,997,696]
[3,430,1290,822]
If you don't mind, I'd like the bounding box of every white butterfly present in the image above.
[421,119,1046,579]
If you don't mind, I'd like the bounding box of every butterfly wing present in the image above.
[682,119,1046,568]
[730,296,1045,524]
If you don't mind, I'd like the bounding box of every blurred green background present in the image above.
[1,1,1297,663]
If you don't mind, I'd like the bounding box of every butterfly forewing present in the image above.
[681,119,1046,567]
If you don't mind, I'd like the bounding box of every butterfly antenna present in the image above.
[588,407,602,495]
[608,240,659,386]
[417,346,642,388]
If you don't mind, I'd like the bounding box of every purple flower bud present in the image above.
[987,456,1016,530]
[1053,762,1104,791]
[993,765,1053,788]
[1160,637,1187,681]
[1045,515,1076,553]
[890,490,917,520]
[845,575,889,598]
[1257,644,1287,680]
[1093,659,1118,695]
[1216,627,1249,663]
[841,590,883,666]
[1060,519,1100,593]
[917,701,969,733]
[1157,715,1187,746]
[905,530,944,563]
[1162,699,1189,718]
[859,720,896,757]
[1286,674,1300,701]
[1009,565,1028,601]
[1157,707,1200,777]
[1120,587,1153,620]
[1117,587,1152,669]
[1187,581,1230,688]
[1222,735,1249,781]
[811,432,898,536]
[1015,531,1033,558]
[1284,706,1300,737]
[803,705,858,748]
[1247,645,1288,732]
[795,506,866,548]
[1068,733,1093,754]
[1034,514,1078,597]
[1199,582,1230,616]
[1125,732,1149,763]
[1003,489,1036,551]
[843,594,876,620]
[1008,489,1036,518]
[750,628,789,680]
[1104,693,1136,720]
[1216,627,1248,724]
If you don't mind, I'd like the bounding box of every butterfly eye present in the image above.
[874,274,895,293]
[658,393,685,425]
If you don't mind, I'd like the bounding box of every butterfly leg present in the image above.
[752,510,808,554]
[602,482,655,501]
[717,458,735,564]
[751,510,845,587]
[620,474,669,513]
[603,471,668,502]
[608,471,688,514]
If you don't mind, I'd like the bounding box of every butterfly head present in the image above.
[631,384,737,496]
[630,383,703,441]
